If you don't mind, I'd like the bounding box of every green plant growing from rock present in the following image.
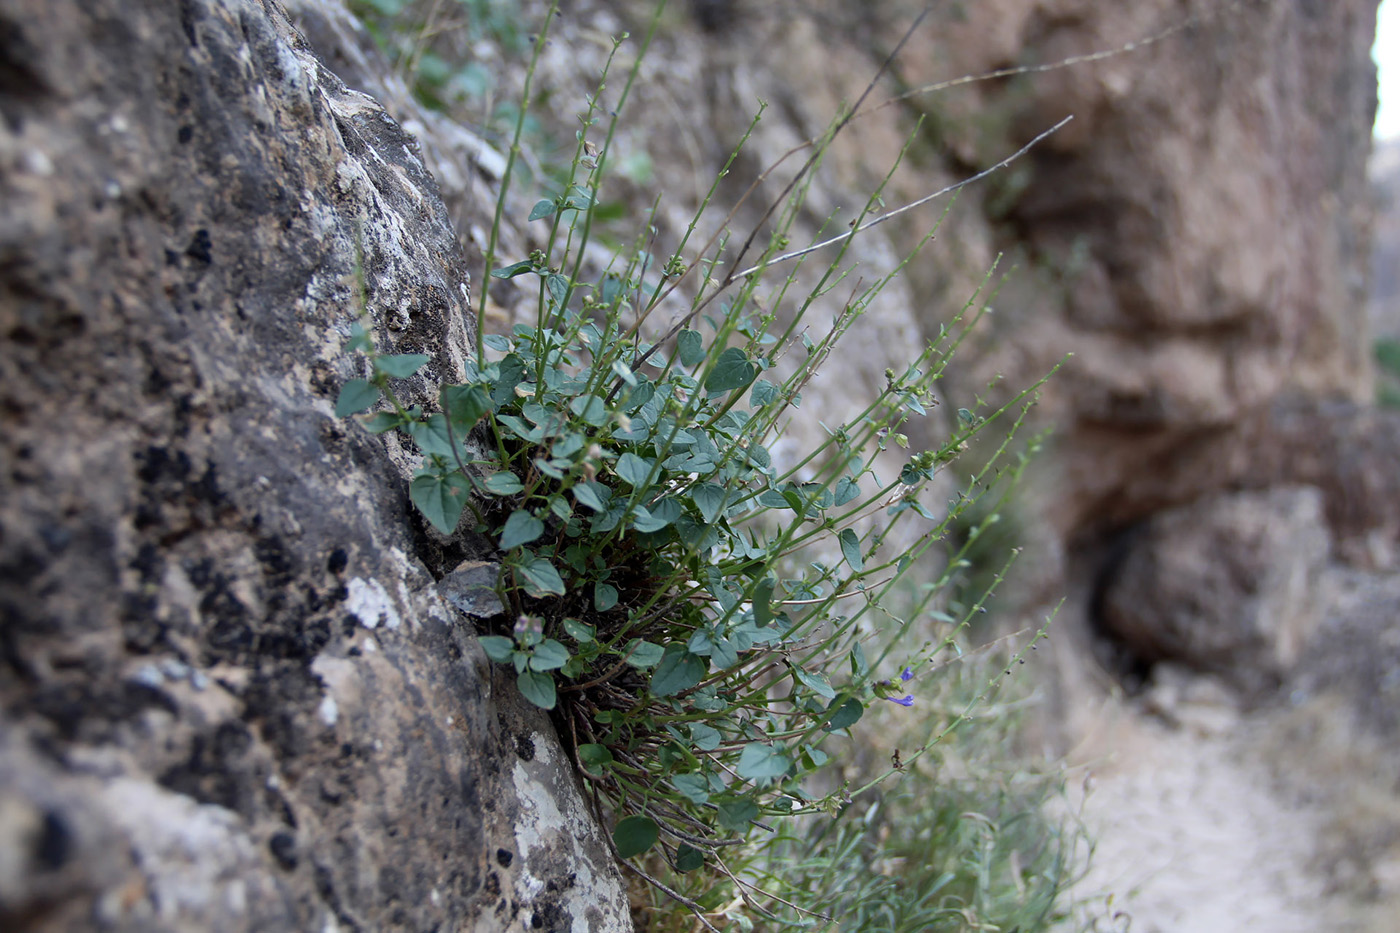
[337,1,1070,926]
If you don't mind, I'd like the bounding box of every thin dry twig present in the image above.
[733,115,1072,279]
[870,0,1261,116]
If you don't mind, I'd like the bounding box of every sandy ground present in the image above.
[1053,666,1400,933]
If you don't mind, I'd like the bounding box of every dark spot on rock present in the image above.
[31,679,178,741]
[514,734,535,762]
[495,848,513,868]
[529,897,571,931]
[132,542,162,584]
[255,535,295,582]
[136,444,192,486]
[186,228,213,266]
[158,721,255,815]
[177,124,193,144]
[178,0,200,46]
[244,662,321,760]
[308,361,338,399]
[690,0,734,32]
[39,523,72,553]
[269,831,298,870]
[327,548,348,575]
[36,809,72,871]
[121,590,167,653]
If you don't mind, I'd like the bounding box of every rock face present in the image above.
[1099,486,1331,692]
[0,1,629,930]
[1370,137,1400,341]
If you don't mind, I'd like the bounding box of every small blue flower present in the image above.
[876,667,917,706]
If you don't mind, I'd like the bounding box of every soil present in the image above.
[1054,571,1400,932]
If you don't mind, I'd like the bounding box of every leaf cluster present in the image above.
[334,1,1065,926]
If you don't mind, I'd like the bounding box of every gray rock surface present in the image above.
[0,0,628,930]
[1100,486,1331,692]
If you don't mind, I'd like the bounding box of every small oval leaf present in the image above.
[612,815,659,859]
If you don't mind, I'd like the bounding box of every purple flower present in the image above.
[879,667,916,706]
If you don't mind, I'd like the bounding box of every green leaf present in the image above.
[513,551,565,597]
[613,815,659,859]
[569,394,609,426]
[344,323,374,353]
[689,483,728,524]
[335,379,380,417]
[573,481,610,512]
[757,488,793,509]
[839,528,864,572]
[704,347,758,394]
[529,639,570,672]
[594,273,623,307]
[823,696,864,732]
[410,471,471,534]
[478,635,515,664]
[629,505,668,534]
[482,471,524,495]
[834,475,861,506]
[647,497,682,529]
[610,359,637,386]
[517,669,557,709]
[407,414,459,458]
[491,259,535,279]
[791,665,836,699]
[615,452,654,487]
[710,635,739,669]
[546,273,569,307]
[578,743,613,774]
[563,185,594,211]
[752,576,776,628]
[651,644,706,697]
[675,843,704,873]
[850,642,869,678]
[625,639,663,668]
[749,378,778,408]
[552,433,584,459]
[674,514,721,552]
[689,722,721,751]
[495,414,542,443]
[715,798,759,833]
[594,582,619,612]
[442,384,491,430]
[359,411,405,434]
[563,618,595,642]
[677,329,705,367]
[528,198,557,221]
[737,743,791,781]
[500,511,544,550]
[590,503,627,534]
[671,774,711,805]
[374,353,431,379]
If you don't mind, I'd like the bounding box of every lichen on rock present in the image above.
[0,0,629,929]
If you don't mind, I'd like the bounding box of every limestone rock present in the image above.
[1099,487,1331,692]
[0,0,628,930]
